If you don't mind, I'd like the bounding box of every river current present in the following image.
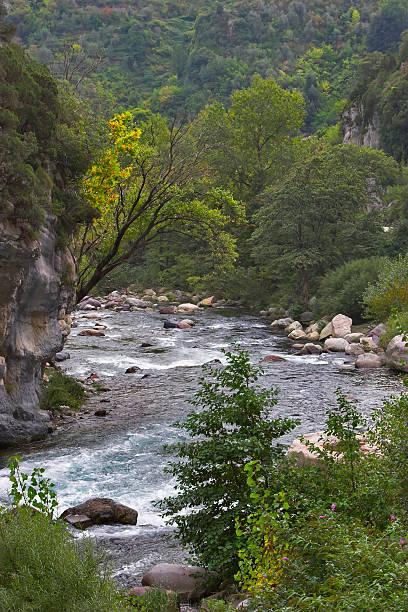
[0,307,403,586]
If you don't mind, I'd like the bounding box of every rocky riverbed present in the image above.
[0,305,404,590]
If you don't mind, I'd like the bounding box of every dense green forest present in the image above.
[8,0,407,130]
[4,0,408,314]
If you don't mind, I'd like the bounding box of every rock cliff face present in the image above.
[0,215,75,447]
[342,105,381,150]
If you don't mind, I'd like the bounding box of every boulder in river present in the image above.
[160,306,177,314]
[126,366,142,373]
[386,335,408,372]
[157,295,169,302]
[306,331,320,342]
[285,321,302,332]
[319,321,333,340]
[55,350,70,362]
[141,563,214,601]
[178,303,199,312]
[126,298,150,308]
[178,319,195,328]
[360,336,378,351]
[345,343,364,356]
[262,354,286,362]
[198,296,215,307]
[324,338,350,352]
[332,314,352,338]
[288,329,307,340]
[60,498,138,529]
[299,343,322,355]
[164,320,178,329]
[270,317,293,329]
[78,329,105,337]
[355,353,384,369]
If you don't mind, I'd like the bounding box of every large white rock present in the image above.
[126,297,150,308]
[288,329,307,340]
[319,321,333,340]
[355,353,384,368]
[178,303,199,312]
[386,335,408,372]
[324,338,350,352]
[271,317,293,329]
[286,321,302,332]
[299,343,323,355]
[332,314,352,338]
[346,343,364,356]
[287,431,377,467]
[306,331,320,341]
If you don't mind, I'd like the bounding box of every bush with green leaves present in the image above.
[124,587,178,612]
[7,455,58,518]
[235,384,408,610]
[363,252,408,321]
[158,347,298,578]
[0,457,127,612]
[316,256,385,322]
[41,369,85,412]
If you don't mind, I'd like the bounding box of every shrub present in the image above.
[316,257,385,321]
[41,369,85,412]
[158,347,298,578]
[363,252,408,321]
[0,507,126,612]
[252,514,408,611]
[125,587,178,611]
[380,310,408,347]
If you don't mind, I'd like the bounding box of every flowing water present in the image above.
[0,307,403,587]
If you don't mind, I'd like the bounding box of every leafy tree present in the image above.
[75,111,242,301]
[316,257,385,322]
[367,0,408,52]
[158,347,298,578]
[196,76,305,206]
[252,144,398,304]
[363,252,408,321]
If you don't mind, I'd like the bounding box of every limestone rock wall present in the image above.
[0,215,75,447]
[342,105,381,150]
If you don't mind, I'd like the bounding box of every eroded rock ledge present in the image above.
[0,215,75,447]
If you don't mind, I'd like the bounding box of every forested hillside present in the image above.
[9,0,405,131]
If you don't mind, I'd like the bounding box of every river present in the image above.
[0,307,403,587]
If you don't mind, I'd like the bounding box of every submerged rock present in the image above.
[60,498,138,529]
[78,329,105,337]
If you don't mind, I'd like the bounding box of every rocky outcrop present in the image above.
[0,216,75,447]
[342,105,381,150]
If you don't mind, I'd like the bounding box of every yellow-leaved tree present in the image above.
[73,111,243,301]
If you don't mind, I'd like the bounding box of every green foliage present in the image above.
[0,507,125,612]
[235,385,408,610]
[7,456,58,518]
[0,41,95,236]
[316,257,385,321]
[124,587,178,612]
[8,0,381,133]
[201,599,236,612]
[363,252,408,320]
[158,347,298,578]
[367,0,408,52]
[252,144,398,304]
[41,369,85,412]
[381,311,408,347]
[253,514,408,611]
